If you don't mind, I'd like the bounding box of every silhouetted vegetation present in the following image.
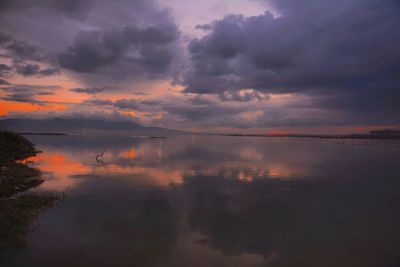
[0,131,38,163]
[0,131,57,256]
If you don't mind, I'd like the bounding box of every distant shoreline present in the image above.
[19,132,68,136]
[205,133,400,140]
[16,131,400,140]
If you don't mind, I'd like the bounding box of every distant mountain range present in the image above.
[0,118,185,135]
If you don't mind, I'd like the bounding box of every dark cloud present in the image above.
[85,97,158,112]
[0,0,181,86]
[0,31,12,44]
[58,31,119,73]
[14,63,60,77]
[190,95,216,106]
[183,0,400,125]
[4,40,47,61]
[0,64,12,77]
[0,0,92,19]
[219,90,269,102]
[84,98,114,106]
[53,0,181,82]
[0,32,60,78]
[84,94,252,124]
[195,24,213,31]
[37,67,60,76]
[163,101,241,122]
[0,79,10,85]
[0,84,59,104]
[141,100,161,106]
[1,93,38,103]
[58,23,179,77]
[82,94,337,130]
[14,63,39,76]
[69,87,109,94]
[113,99,146,111]
[0,31,51,65]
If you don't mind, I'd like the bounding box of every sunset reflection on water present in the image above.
[28,138,312,191]
[3,134,400,267]
[27,152,91,191]
[29,135,315,191]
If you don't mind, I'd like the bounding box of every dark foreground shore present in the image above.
[0,131,57,255]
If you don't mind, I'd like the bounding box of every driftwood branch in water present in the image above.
[95,147,105,164]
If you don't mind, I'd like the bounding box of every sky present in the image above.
[0,0,399,134]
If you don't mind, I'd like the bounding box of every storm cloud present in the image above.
[183,0,400,120]
[0,0,181,84]
[0,33,60,78]
[58,23,179,77]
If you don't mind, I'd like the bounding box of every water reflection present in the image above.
[27,153,91,190]
[2,135,400,267]
[183,175,400,266]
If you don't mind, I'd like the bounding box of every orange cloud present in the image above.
[0,100,66,116]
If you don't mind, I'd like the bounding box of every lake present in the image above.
[2,134,400,267]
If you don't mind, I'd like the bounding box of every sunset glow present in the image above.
[0,100,66,116]
[1,1,400,266]
[0,0,398,133]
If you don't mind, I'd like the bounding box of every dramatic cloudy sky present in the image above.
[0,0,399,133]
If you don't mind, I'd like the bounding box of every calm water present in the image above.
[2,135,400,267]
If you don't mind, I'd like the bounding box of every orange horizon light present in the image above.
[0,100,66,116]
